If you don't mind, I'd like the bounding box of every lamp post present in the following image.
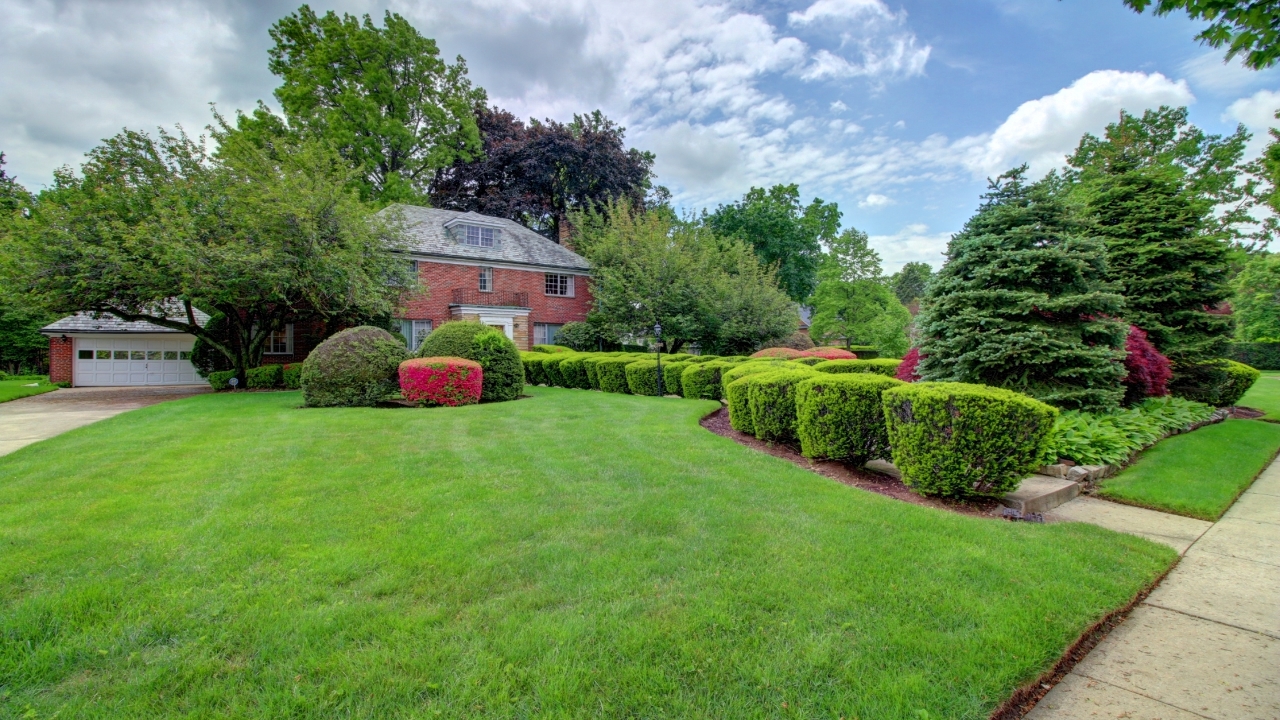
[654,322,664,397]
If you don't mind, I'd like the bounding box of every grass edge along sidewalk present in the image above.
[0,387,1174,719]
[0,376,58,404]
[1238,370,1280,421]
[1097,418,1280,521]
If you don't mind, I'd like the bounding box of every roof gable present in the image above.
[383,205,591,272]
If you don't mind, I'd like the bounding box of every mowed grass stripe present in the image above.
[0,387,1173,719]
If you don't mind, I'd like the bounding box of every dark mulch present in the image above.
[699,406,1002,519]
[1228,406,1266,419]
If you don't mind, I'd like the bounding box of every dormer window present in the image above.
[464,225,496,247]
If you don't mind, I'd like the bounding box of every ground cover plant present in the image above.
[1098,419,1280,520]
[0,376,58,403]
[0,387,1175,718]
[1045,397,1218,466]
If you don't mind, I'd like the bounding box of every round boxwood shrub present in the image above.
[681,361,732,401]
[1220,359,1261,406]
[282,363,302,389]
[596,357,635,393]
[796,374,903,463]
[558,355,592,389]
[417,322,524,402]
[662,361,692,397]
[625,360,664,396]
[882,382,1058,498]
[301,326,408,407]
[750,347,805,359]
[745,369,818,442]
[399,357,483,406]
[813,359,902,377]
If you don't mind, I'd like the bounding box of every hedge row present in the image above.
[1229,342,1280,371]
[208,363,302,391]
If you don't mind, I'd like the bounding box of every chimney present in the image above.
[557,214,575,252]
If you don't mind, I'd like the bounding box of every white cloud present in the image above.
[1181,51,1275,95]
[858,193,892,207]
[959,70,1195,179]
[1225,89,1280,155]
[830,100,849,112]
[788,0,899,27]
[869,223,953,272]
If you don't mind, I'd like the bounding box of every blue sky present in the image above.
[2,0,1277,270]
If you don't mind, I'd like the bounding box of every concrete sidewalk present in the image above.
[0,385,208,457]
[1027,462,1280,719]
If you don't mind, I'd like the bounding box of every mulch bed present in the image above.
[1228,405,1266,419]
[699,405,1002,519]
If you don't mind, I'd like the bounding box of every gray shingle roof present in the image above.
[385,205,591,272]
[42,308,210,334]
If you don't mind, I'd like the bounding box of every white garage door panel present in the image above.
[74,337,202,386]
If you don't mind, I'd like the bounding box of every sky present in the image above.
[2,0,1278,271]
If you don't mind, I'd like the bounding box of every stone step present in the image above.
[1002,475,1082,514]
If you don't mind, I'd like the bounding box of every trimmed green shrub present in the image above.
[1221,360,1261,406]
[247,364,283,389]
[846,345,880,359]
[882,382,1058,498]
[725,377,756,434]
[681,361,732,401]
[796,374,903,462]
[813,359,903,377]
[208,369,237,391]
[418,322,523,402]
[721,360,809,393]
[532,344,573,354]
[793,356,825,366]
[521,353,548,386]
[686,355,719,364]
[662,361,692,397]
[665,353,693,362]
[745,370,818,442]
[301,326,407,407]
[541,354,574,387]
[596,357,634,393]
[625,360,663,396]
[282,363,302,389]
[558,355,592,389]
[582,356,606,390]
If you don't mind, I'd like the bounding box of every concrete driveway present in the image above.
[0,385,209,457]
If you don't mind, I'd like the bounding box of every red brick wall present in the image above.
[258,319,329,366]
[399,261,592,350]
[48,336,73,384]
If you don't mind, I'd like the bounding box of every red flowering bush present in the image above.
[751,347,806,359]
[1122,326,1171,404]
[896,347,922,382]
[399,357,483,407]
[800,347,858,360]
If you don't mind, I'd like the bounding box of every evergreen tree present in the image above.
[917,168,1128,411]
[889,261,933,307]
[1067,108,1236,399]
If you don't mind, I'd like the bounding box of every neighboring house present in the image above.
[797,306,812,337]
[42,206,593,387]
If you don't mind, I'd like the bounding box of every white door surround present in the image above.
[450,305,528,343]
[72,334,202,386]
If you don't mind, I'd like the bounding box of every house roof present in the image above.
[42,307,210,335]
[798,305,812,330]
[386,205,592,272]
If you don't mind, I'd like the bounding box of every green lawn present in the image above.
[0,387,1174,719]
[1238,371,1280,421]
[1099,419,1280,520]
[0,377,58,404]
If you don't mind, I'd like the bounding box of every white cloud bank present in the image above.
[869,223,953,272]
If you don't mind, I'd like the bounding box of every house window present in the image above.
[545,273,574,297]
[534,323,564,346]
[265,324,294,355]
[479,267,493,292]
[390,259,418,286]
[78,349,93,359]
[464,225,496,247]
[400,319,433,351]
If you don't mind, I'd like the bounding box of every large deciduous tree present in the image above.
[0,153,53,374]
[0,125,416,381]
[890,261,934,308]
[1232,252,1280,341]
[263,5,486,204]
[1124,0,1280,70]
[918,168,1129,411]
[705,184,840,302]
[429,107,655,241]
[1066,107,1238,399]
[810,279,912,357]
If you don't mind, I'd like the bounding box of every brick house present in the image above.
[42,206,593,386]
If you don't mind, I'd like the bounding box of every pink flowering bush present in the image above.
[800,347,858,360]
[750,347,806,359]
[1122,326,1172,404]
[895,347,922,382]
[399,357,483,407]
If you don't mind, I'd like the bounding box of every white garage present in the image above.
[43,311,209,387]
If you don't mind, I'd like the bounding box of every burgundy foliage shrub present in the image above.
[896,347,922,382]
[751,347,806,359]
[399,357,483,407]
[800,347,858,360]
[1122,325,1172,404]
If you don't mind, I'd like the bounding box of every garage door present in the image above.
[74,337,202,386]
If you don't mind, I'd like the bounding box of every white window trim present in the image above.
[545,273,575,298]
[462,225,497,247]
[479,266,493,292]
[264,324,294,355]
